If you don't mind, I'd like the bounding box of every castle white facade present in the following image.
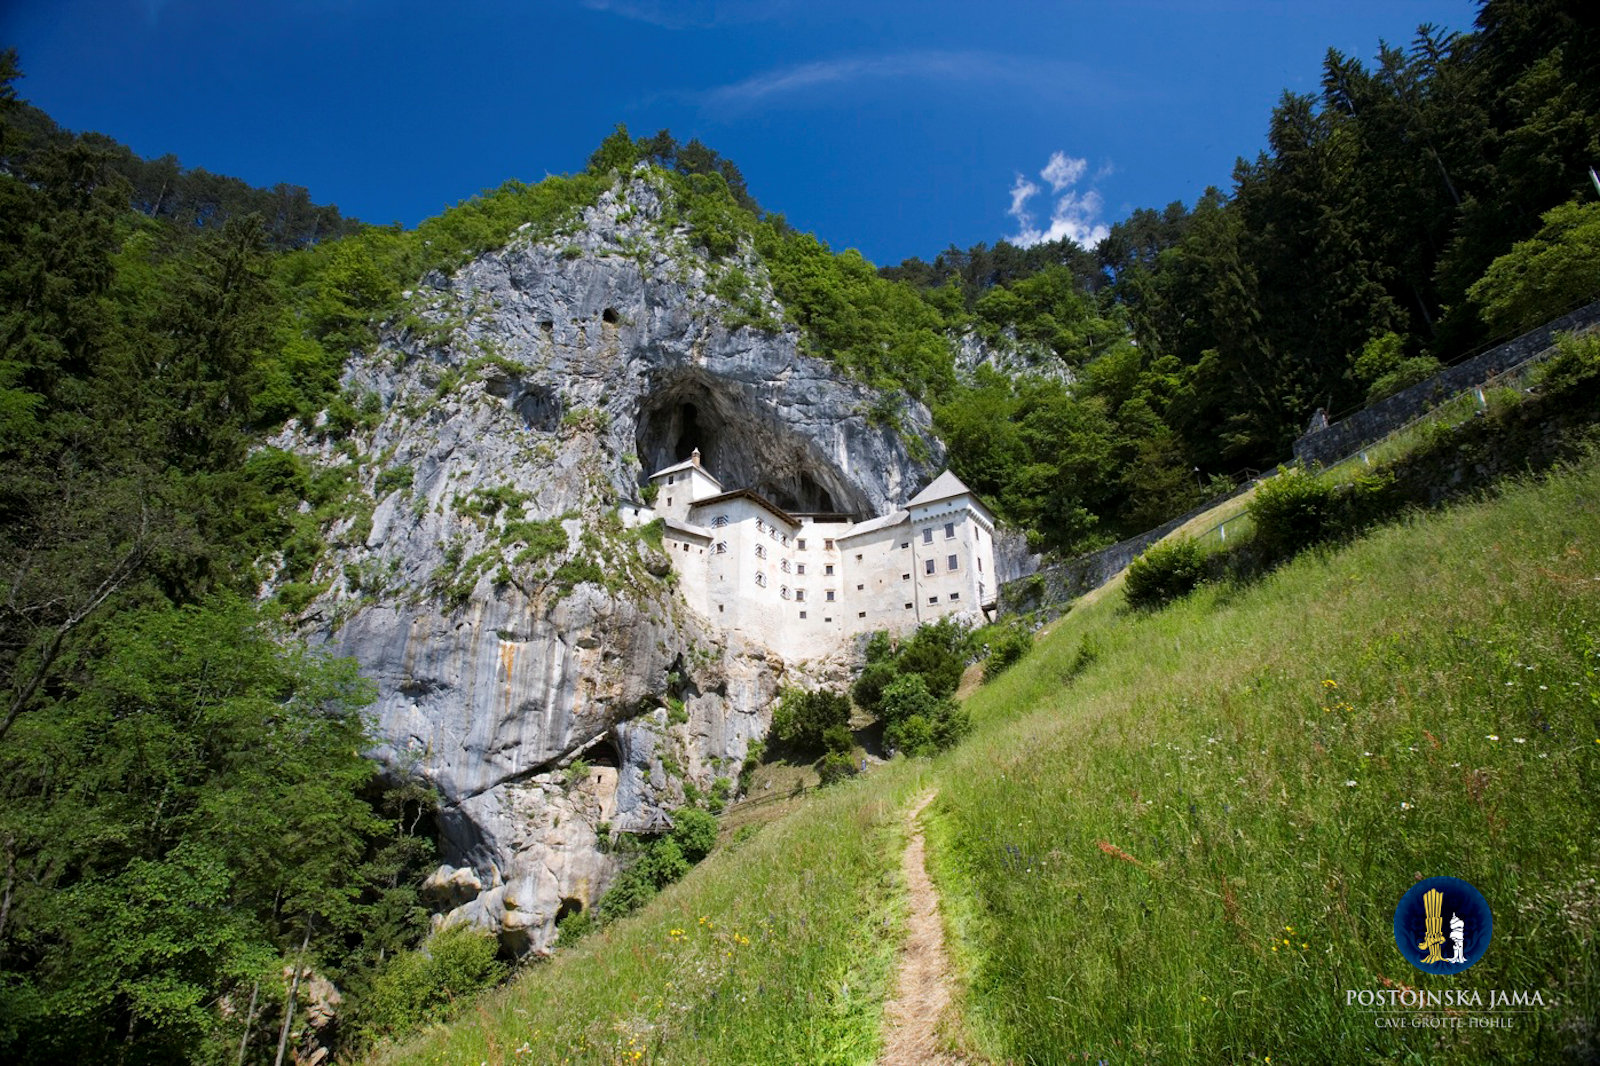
[631,450,998,659]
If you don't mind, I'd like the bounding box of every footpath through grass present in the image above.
[374,762,931,1066]
[928,456,1600,1064]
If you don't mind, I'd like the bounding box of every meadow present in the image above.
[379,455,1600,1064]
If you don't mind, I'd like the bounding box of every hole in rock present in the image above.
[555,898,584,924]
[634,370,871,517]
[515,385,563,431]
[602,307,620,324]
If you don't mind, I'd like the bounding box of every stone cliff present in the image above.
[269,172,944,953]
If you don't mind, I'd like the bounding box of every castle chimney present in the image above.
[691,447,701,468]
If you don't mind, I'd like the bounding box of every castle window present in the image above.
[667,497,672,507]
[781,585,789,599]
[928,595,938,605]
[756,518,765,532]
[781,559,791,573]
[947,554,958,571]
[755,544,767,559]
[949,592,960,601]
[797,538,807,550]
[824,617,832,623]
[825,564,835,576]
[858,611,867,619]
[944,522,955,539]
[924,559,935,575]
[922,529,933,544]
[977,557,982,572]
[797,563,806,575]
[824,539,834,550]
[904,602,913,610]
[668,475,675,484]
[714,541,727,554]
[901,541,909,549]
[683,543,690,552]
[855,553,863,562]
[800,610,808,619]
[796,589,805,601]
[856,583,864,591]
[902,573,910,581]
[713,515,728,528]
[825,590,835,602]
[754,572,767,587]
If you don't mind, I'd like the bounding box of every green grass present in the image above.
[928,456,1600,1063]
[376,455,1600,1065]
[373,765,932,1065]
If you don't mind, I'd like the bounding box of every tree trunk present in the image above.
[237,978,260,1066]
[273,925,311,1066]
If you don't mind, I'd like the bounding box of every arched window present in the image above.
[754,571,767,587]
[781,559,791,573]
[714,541,727,554]
[755,544,767,559]
[755,518,766,533]
[780,585,789,599]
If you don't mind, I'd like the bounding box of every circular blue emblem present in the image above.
[1393,876,1492,974]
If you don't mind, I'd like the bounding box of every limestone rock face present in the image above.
[271,172,940,953]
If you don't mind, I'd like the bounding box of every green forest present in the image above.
[3,0,1600,1060]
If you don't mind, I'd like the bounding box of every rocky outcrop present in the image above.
[270,170,942,953]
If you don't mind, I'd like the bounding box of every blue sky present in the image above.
[4,0,1479,266]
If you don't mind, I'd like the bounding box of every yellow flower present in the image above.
[1322,679,1338,689]
[1302,943,1309,950]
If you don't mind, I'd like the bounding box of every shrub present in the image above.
[982,625,1033,679]
[669,808,718,863]
[821,724,854,755]
[818,751,858,785]
[355,925,506,1042]
[770,688,851,754]
[850,659,899,713]
[885,714,938,758]
[1124,537,1206,610]
[1248,467,1340,563]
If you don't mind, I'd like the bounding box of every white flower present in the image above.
[1487,735,1500,741]
[1513,737,1526,743]
[1345,780,1358,787]
[1400,802,1412,810]
[1363,751,1373,757]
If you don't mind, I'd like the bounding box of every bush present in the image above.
[982,625,1033,680]
[1124,537,1206,610]
[1248,467,1340,563]
[355,925,506,1042]
[885,714,938,758]
[670,808,718,863]
[818,751,857,785]
[770,687,851,754]
[850,659,899,713]
[821,724,854,755]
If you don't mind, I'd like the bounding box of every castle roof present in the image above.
[906,470,973,508]
[686,489,800,528]
[648,450,722,485]
[836,509,909,541]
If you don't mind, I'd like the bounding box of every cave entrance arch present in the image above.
[634,370,870,517]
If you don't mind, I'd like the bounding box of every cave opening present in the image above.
[514,384,562,431]
[587,737,620,768]
[634,371,871,517]
[555,898,584,924]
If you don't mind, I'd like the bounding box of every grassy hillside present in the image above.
[380,454,1600,1065]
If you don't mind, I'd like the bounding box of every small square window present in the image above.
[824,539,834,550]
[826,590,835,601]
[901,541,909,549]
[928,595,938,605]
[798,538,807,550]
[902,573,910,581]
[947,554,958,570]
[856,583,864,591]
[797,563,806,575]
[904,602,913,610]
[825,564,835,576]
[857,611,867,619]
[824,617,833,623]
[800,610,808,619]
[949,592,960,600]
[855,553,863,562]
[924,559,935,575]
[796,589,806,601]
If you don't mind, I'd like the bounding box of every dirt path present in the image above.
[879,792,968,1066]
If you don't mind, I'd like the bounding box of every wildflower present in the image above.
[1400,802,1412,810]
[1285,925,1295,934]
[1323,679,1338,689]
[1514,737,1526,744]
[1487,735,1499,741]
[1345,780,1358,787]
[1301,943,1308,950]
[1362,752,1372,757]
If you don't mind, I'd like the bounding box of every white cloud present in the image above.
[1006,151,1110,250]
[694,50,1108,117]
